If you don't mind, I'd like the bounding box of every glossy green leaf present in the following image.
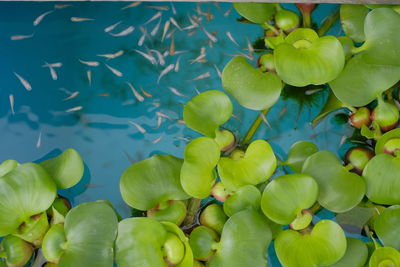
[209,210,272,267]
[189,226,218,261]
[330,8,400,107]
[0,235,33,267]
[275,28,345,87]
[13,212,49,246]
[183,90,233,137]
[200,204,228,234]
[286,141,319,172]
[0,163,56,236]
[223,185,261,217]
[330,238,368,267]
[181,137,220,199]
[120,154,190,211]
[42,202,118,267]
[40,148,84,189]
[161,222,193,267]
[363,154,400,205]
[338,36,355,60]
[336,206,375,231]
[302,151,366,213]
[218,140,276,191]
[340,5,368,42]
[0,160,18,177]
[374,205,400,250]
[375,128,400,154]
[275,220,346,267]
[265,32,286,49]
[222,56,283,110]
[233,3,276,24]
[369,247,400,267]
[261,174,318,225]
[147,200,187,226]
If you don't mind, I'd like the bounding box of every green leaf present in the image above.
[0,163,56,236]
[189,226,218,261]
[286,141,319,173]
[181,137,220,199]
[374,205,400,250]
[375,128,400,154]
[222,56,283,110]
[0,235,33,267]
[330,238,368,267]
[369,247,400,267]
[183,90,233,137]
[340,5,368,42]
[302,151,366,213]
[223,185,261,217]
[363,154,400,205]
[147,200,187,226]
[338,36,355,60]
[274,28,345,87]
[233,3,276,24]
[200,204,228,234]
[120,154,190,211]
[209,210,272,267]
[218,140,276,191]
[261,174,318,225]
[0,160,18,177]
[42,202,118,267]
[161,222,193,267]
[330,8,400,107]
[275,220,346,267]
[40,148,84,189]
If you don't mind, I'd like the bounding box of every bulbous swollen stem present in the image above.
[345,147,374,175]
[349,107,371,129]
[293,39,312,49]
[162,233,185,266]
[383,138,400,156]
[290,210,313,230]
[214,129,236,152]
[371,95,399,132]
[211,182,230,202]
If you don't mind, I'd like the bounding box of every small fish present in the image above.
[129,120,146,134]
[170,35,175,55]
[339,135,347,148]
[105,63,123,77]
[226,32,239,46]
[121,2,141,10]
[246,38,254,60]
[168,87,186,97]
[123,150,135,164]
[174,56,181,72]
[155,116,163,128]
[146,5,169,11]
[156,112,171,119]
[169,17,182,31]
[163,51,169,57]
[70,17,95,22]
[14,72,32,91]
[33,10,53,26]
[9,94,14,115]
[161,20,170,42]
[148,102,161,108]
[96,93,110,97]
[144,11,162,25]
[110,26,134,37]
[213,64,222,78]
[175,136,191,142]
[190,46,207,64]
[63,91,79,101]
[202,27,217,43]
[36,131,42,148]
[150,49,165,66]
[141,87,153,98]
[134,49,157,65]
[54,4,72,9]
[150,17,162,36]
[166,29,176,39]
[104,21,122,33]
[87,70,92,86]
[126,82,144,102]
[193,87,201,95]
[97,50,124,60]
[138,27,147,46]
[65,106,83,112]
[224,8,232,17]
[157,64,174,83]
[42,62,61,80]
[152,135,163,144]
[191,72,210,81]
[260,112,272,129]
[305,88,323,95]
[43,62,62,68]
[79,59,99,67]
[11,33,34,41]
[278,107,287,118]
[177,120,186,124]
[171,2,177,14]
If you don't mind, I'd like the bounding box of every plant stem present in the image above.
[240,109,270,145]
[317,7,340,37]
[182,198,202,227]
[262,22,280,35]
[310,203,322,214]
[303,13,311,28]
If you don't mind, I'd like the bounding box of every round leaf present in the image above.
[0,235,33,267]
[302,151,366,213]
[223,185,261,217]
[218,140,276,191]
[275,220,346,267]
[274,28,345,87]
[374,205,400,250]
[233,3,276,24]
[183,90,232,137]
[222,56,282,110]
[286,141,319,173]
[369,247,400,267]
[329,238,368,267]
[189,226,218,261]
[120,154,190,211]
[209,210,272,267]
[340,5,368,42]
[0,163,56,236]
[261,174,318,225]
[363,154,400,205]
[330,8,400,107]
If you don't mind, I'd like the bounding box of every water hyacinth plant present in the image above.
[2,2,400,267]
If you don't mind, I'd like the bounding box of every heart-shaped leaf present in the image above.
[120,154,190,211]
[330,238,368,267]
[189,226,219,261]
[330,8,400,107]
[0,235,33,267]
[40,148,84,189]
[302,151,366,213]
[0,163,56,236]
[261,174,318,225]
[274,28,345,87]
[369,247,400,267]
[233,3,276,24]
[183,90,233,137]
[181,137,220,199]
[275,220,346,267]
[363,154,400,205]
[42,202,118,267]
[222,56,283,110]
[217,140,276,191]
[374,205,400,250]
[223,185,261,217]
[286,141,319,173]
[340,5,368,42]
[209,210,272,267]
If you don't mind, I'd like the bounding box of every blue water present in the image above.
[0,2,350,266]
